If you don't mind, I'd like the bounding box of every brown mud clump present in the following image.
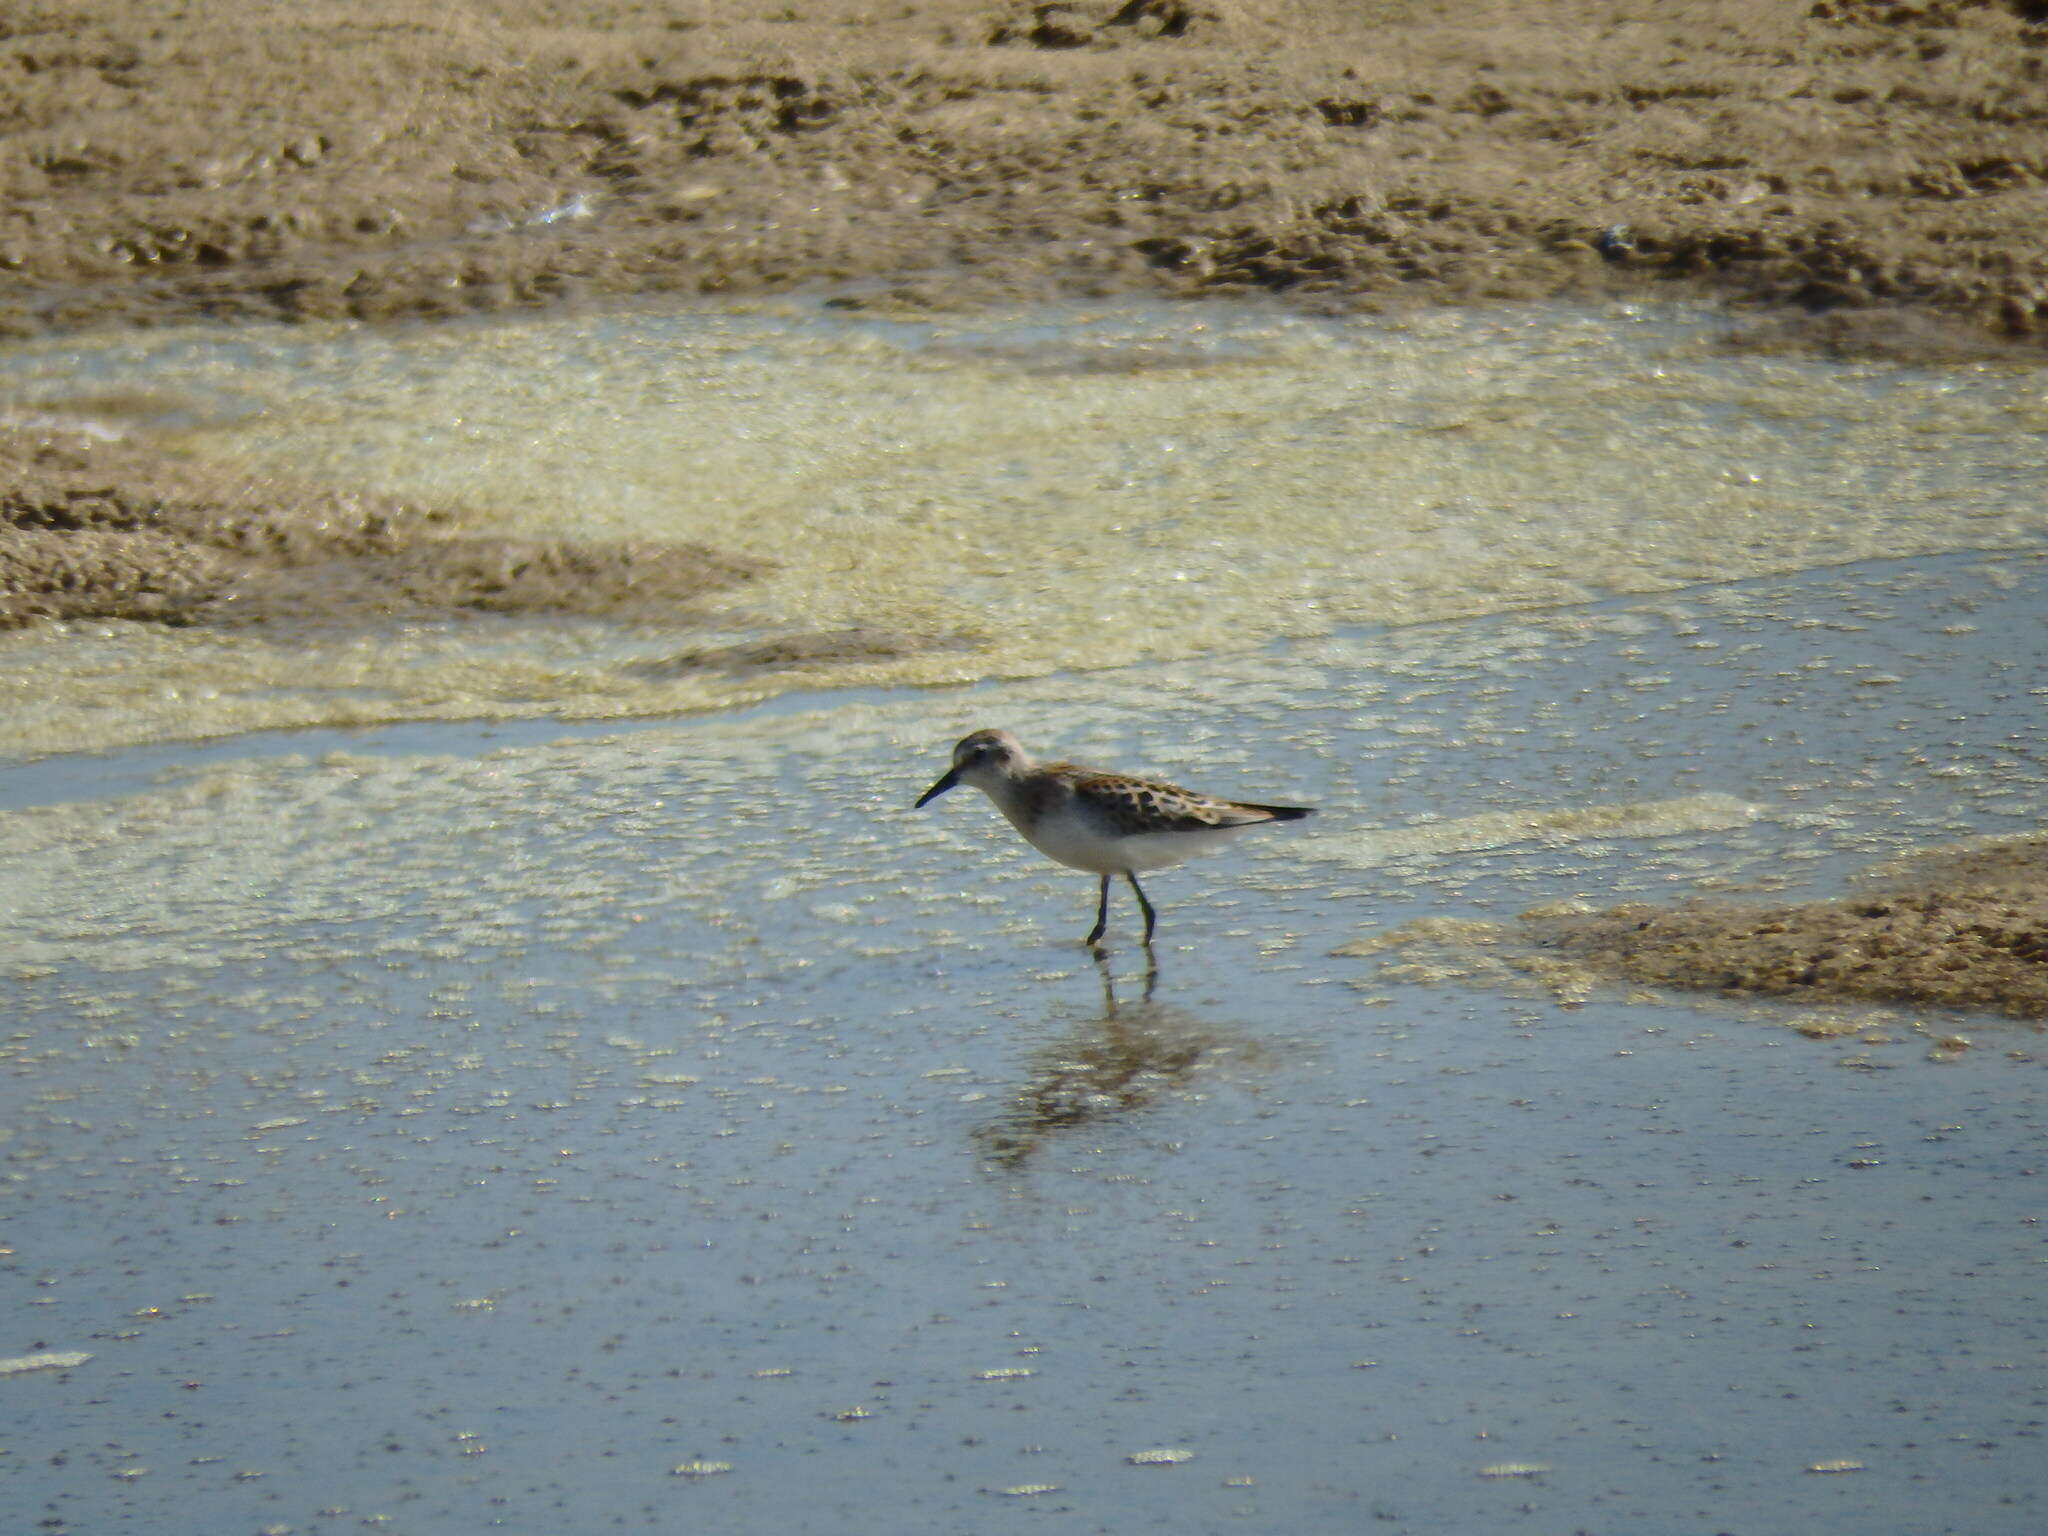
[3,3,2048,348]
[0,425,761,628]
[1523,837,2048,1021]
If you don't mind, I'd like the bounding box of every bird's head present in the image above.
[915,728,1030,807]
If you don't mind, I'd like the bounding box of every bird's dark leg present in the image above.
[1127,872,1157,947]
[1085,874,1111,947]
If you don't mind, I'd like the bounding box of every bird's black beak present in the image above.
[914,767,961,808]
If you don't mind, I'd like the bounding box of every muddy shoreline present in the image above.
[9,1,2048,633]
[3,2,2047,346]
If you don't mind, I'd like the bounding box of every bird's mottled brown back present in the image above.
[1053,765,1279,836]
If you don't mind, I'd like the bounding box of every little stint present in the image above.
[915,728,1314,946]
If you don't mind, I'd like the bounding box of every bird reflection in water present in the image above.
[977,951,1259,1166]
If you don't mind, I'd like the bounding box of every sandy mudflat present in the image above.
[7,2,2048,628]
[1,0,2046,343]
[0,423,763,628]
[1522,836,2048,1023]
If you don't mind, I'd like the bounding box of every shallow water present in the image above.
[4,299,2048,756]
[2,305,2045,1535]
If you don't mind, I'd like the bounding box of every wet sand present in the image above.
[1522,834,2048,1022]
[4,1,2047,344]
[1349,826,2048,1033]
[0,423,764,628]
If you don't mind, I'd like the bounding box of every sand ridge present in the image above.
[1522,835,2048,1022]
[0,423,763,629]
